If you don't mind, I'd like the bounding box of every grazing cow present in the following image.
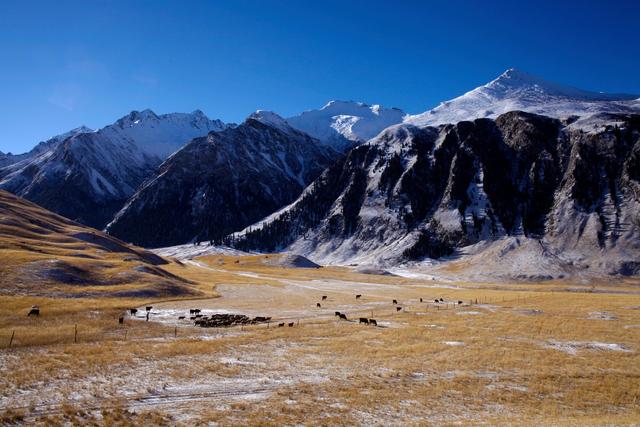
[278,323,285,327]
[118,316,124,324]
[356,295,362,300]
[27,307,40,317]
[439,298,444,302]
[146,306,152,311]
[316,303,321,308]
[189,309,196,315]
[322,296,328,301]
[288,322,295,327]
[339,313,348,320]
[195,314,203,318]
[359,317,369,325]
[393,299,398,305]
[420,298,423,303]
[434,299,439,303]
[178,316,185,320]
[129,308,138,315]
[190,316,196,320]
[458,301,463,305]
[396,307,402,312]
[334,311,341,317]
[369,319,377,327]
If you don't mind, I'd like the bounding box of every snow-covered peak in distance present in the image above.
[0,125,94,167]
[103,109,228,158]
[405,68,640,127]
[286,100,406,151]
[248,110,292,132]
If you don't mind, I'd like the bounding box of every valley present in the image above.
[1,253,639,425]
[1,65,639,426]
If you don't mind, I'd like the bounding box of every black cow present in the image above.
[316,303,321,308]
[359,318,369,324]
[434,299,439,303]
[178,316,186,320]
[356,295,362,300]
[396,307,402,312]
[458,301,463,304]
[27,307,39,317]
[393,299,398,305]
[118,316,124,324]
[288,322,295,327]
[145,306,152,311]
[369,319,377,326]
[420,298,423,303]
[278,322,285,327]
[334,311,341,317]
[129,308,138,315]
[322,296,328,301]
[339,313,348,320]
[439,298,444,302]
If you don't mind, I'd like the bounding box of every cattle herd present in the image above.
[120,294,466,330]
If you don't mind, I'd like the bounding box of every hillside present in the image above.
[0,110,228,229]
[0,190,198,298]
[229,111,640,279]
[106,115,338,248]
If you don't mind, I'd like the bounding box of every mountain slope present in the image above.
[0,110,227,228]
[106,114,339,248]
[229,111,640,277]
[0,189,198,297]
[406,68,640,127]
[0,126,93,168]
[287,101,406,151]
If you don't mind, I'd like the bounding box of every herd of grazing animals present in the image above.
[116,294,467,330]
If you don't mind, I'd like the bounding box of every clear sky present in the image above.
[1,0,639,154]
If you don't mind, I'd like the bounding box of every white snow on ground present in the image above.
[543,340,632,355]
[442,341,465,346]
[152,243,248,260]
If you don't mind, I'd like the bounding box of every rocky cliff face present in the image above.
[230,111,640,276]
[106,117,339,248]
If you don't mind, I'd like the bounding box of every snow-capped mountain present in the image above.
[0,110,228,228]
[405,68,640,127]
[106,113,339,248]
[0,126,93,168]
[286,101,406,151]
[228,111,640,277]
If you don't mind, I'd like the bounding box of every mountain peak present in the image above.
[248,110,291,131]
[405,69,640,127]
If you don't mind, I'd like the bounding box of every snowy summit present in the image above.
[405,68,640,127]
[286,100,406,151]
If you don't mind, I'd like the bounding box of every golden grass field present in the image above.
[1,190,640,425]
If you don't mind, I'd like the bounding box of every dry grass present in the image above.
[1,190,640,424]
[1,260,639,425]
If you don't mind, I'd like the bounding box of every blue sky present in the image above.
[1,0,639,154]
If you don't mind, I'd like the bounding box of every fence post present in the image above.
[9,330,15,348]
[74,324,78,343]
[124,329,128,341]
[174,326,177,338]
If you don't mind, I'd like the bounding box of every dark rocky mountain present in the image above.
[106,115,339,248]
[228,111,640,276]
[0,110,227,229]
